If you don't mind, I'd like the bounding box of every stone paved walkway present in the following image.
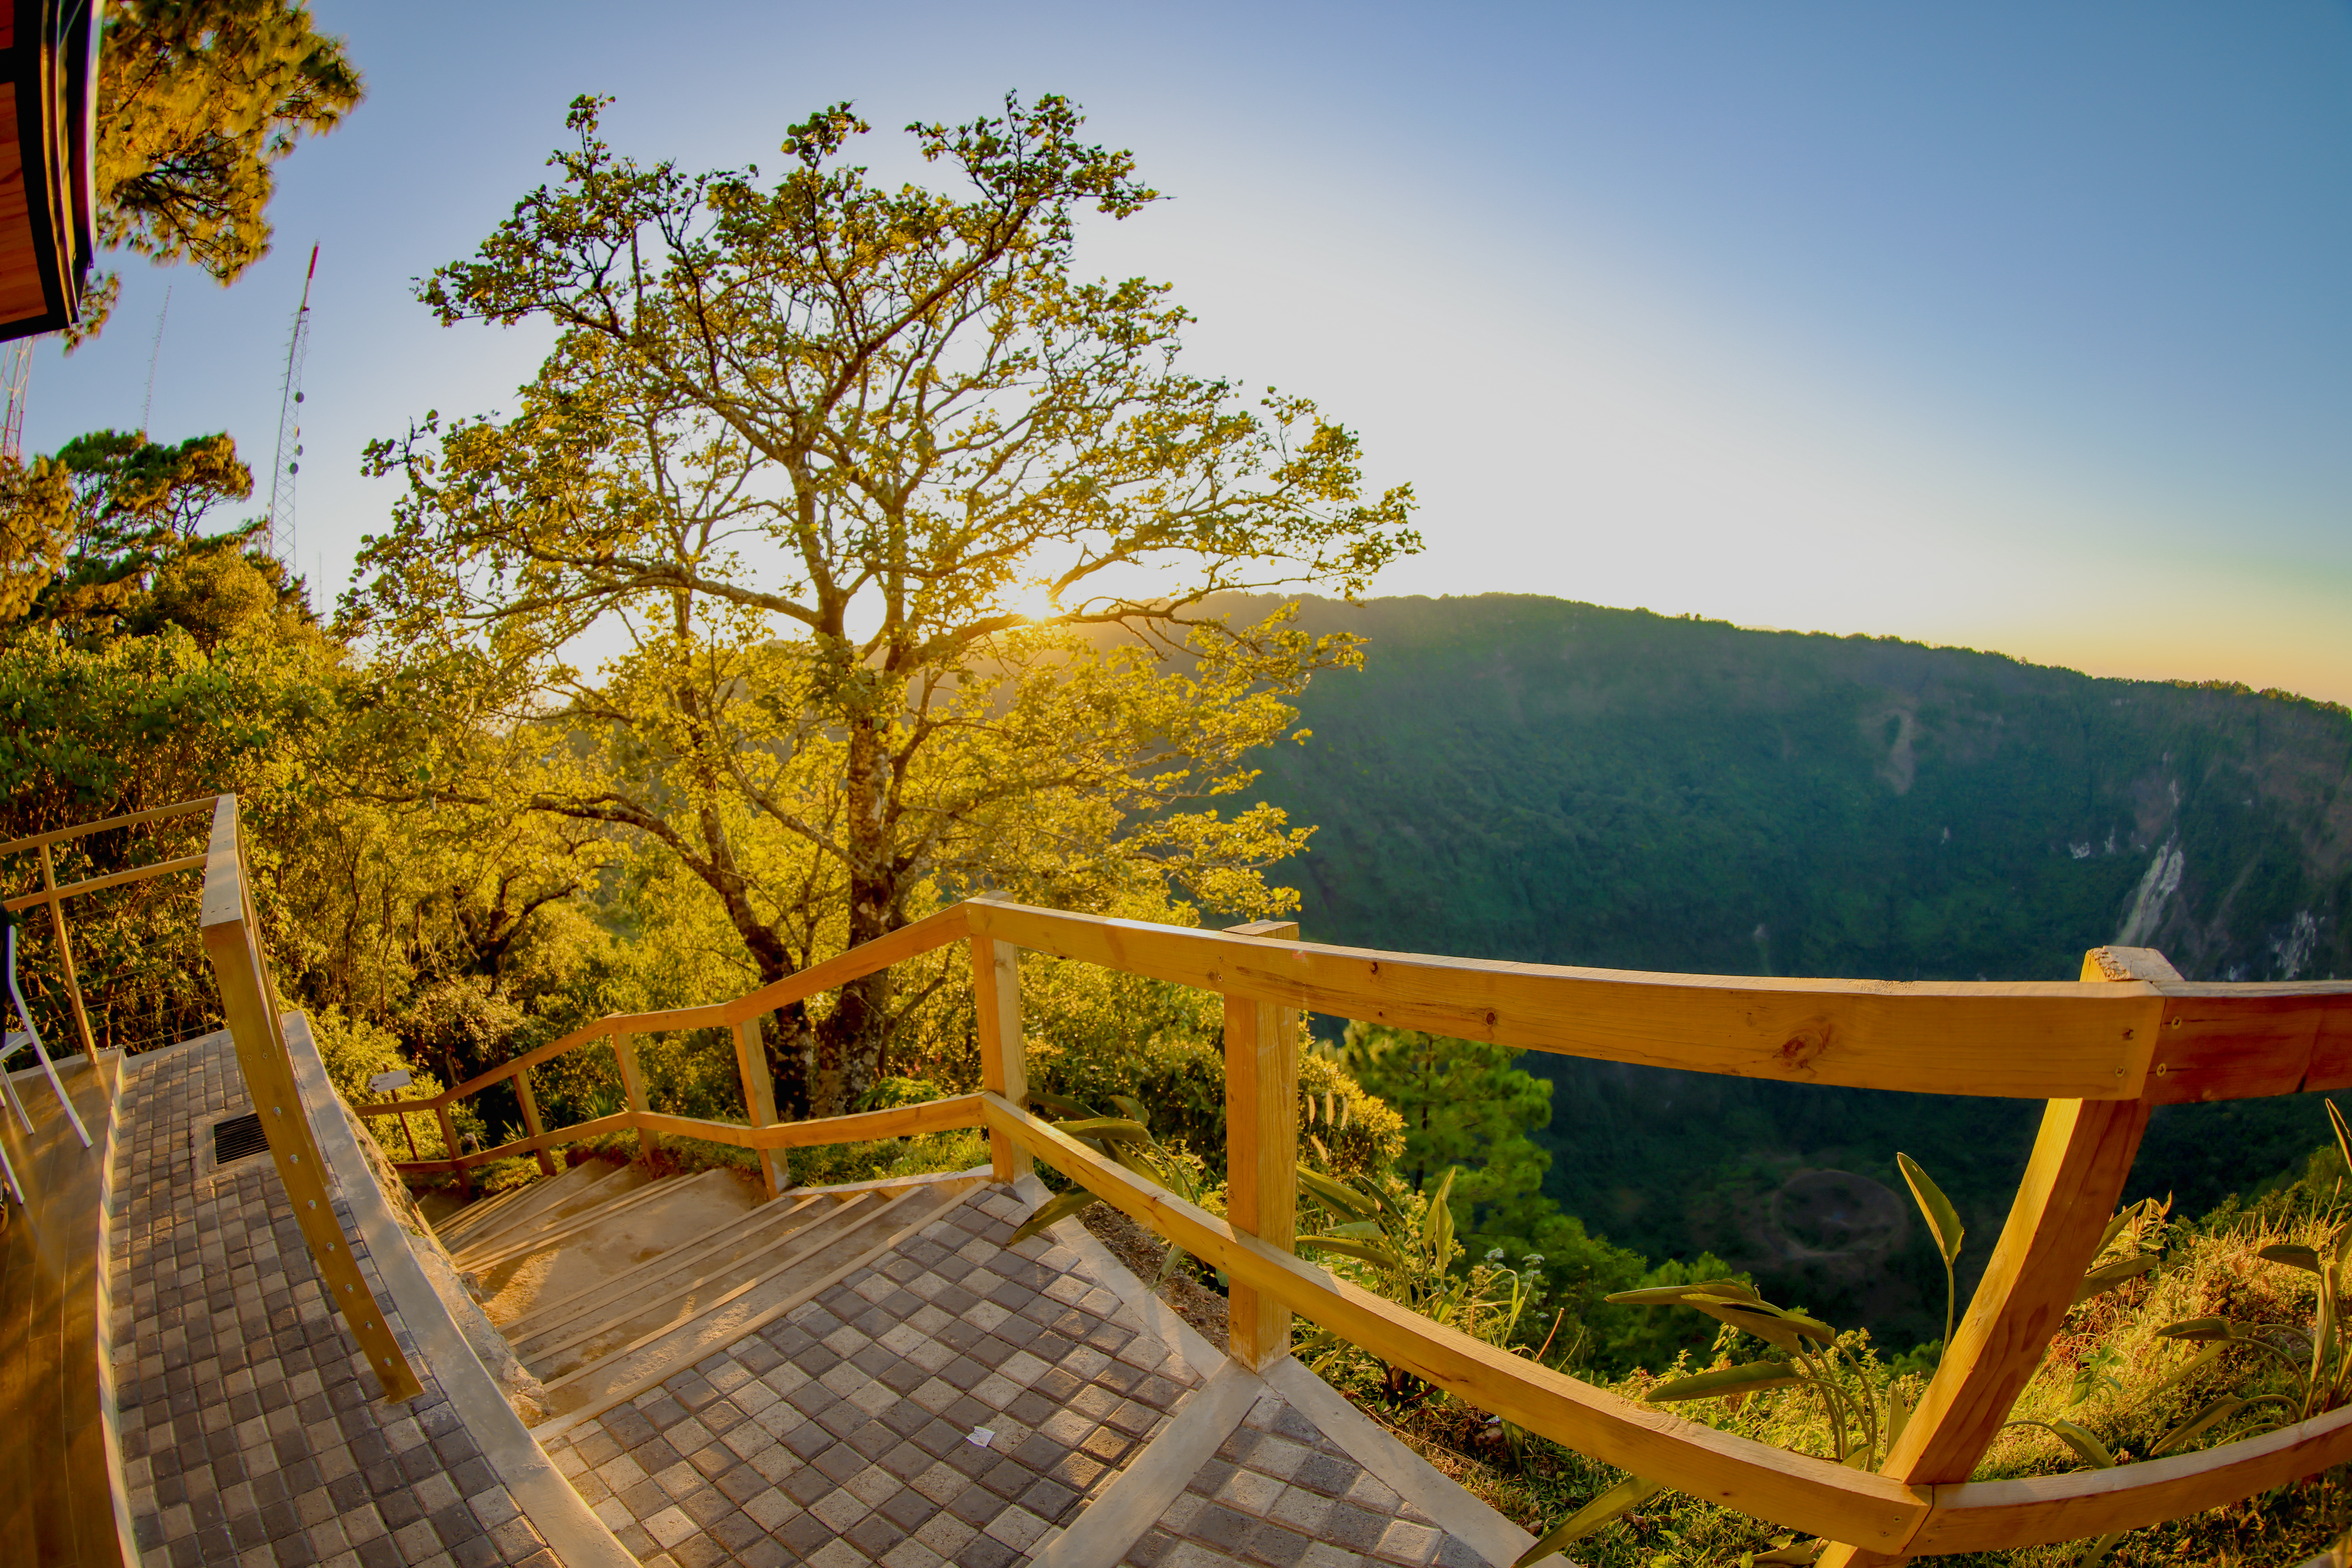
[1126,1391,1466,1568]
[113,1031,558,1568]
[544,1184,1502,1568]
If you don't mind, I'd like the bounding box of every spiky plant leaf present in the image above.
[1297,1234,1407,1270]
[2075,1254,2161,1305]
[1645,1361,1802,1403]
[1897,1153,1964,1267]
[1027,1089,1097,1119]
[2154,1317,2234,1342]
[2152,1395,2251,1455]
[2259,1243,2324,1275]
[1513,1476,1664,1568]
[1053,1116,1153,1143]
[1297,1165,1376,1221]
[1010,1188,1095,1246]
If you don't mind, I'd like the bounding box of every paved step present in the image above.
[523,1175,983,1439]
[449,1159,652,1267]
[435,1156,622,1256]
[501,1185,841,1352]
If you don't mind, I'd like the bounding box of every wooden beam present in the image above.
[1818,950,2161,1567]
[36,844,95,1064]
[1223,918,1300,1370]
[0,795,217,859]
[734,1016,786,1197]
[965,901,2159,1100]
[436,1104,468,1199]
[613,1033,653,1158]
[1,853,208,914]
[1915,1403,2352,1551]
[511,1065,556,1178]
[381,1097,993,1175]
[198,797,421,1404]
[971,929,1027,1182]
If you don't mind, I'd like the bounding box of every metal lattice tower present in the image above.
[0,340,32,462]
[264,245,319,566]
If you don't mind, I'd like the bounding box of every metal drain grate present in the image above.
[212,1112,269,1165]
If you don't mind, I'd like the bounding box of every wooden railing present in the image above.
[0,797,426,1404]
[356,892,2352,1564]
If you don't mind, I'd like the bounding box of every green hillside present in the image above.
[1239,592,2352,1344]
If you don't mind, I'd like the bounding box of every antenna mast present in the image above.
[0,341,31,462]
[264,245,318,566]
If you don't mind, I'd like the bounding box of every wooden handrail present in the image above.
[1,853,209,914]
[963,900,2352,1102]
[0,795,219,859]
[197,796,422,1403]
[373,1095,989,1175]
[329,892,2352,1560]
[358,902,977,1114]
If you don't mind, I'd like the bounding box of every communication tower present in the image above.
[0,340,30,462]
[264,245,319,566]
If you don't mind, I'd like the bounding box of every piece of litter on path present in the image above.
[967,1426,996,1448]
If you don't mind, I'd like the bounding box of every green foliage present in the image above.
[349,91,1416,1116]
[1337,1020,1559,1258]
[83,0,364,340]
[1246,590,2352,1345]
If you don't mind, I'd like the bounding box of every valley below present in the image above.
[1241,592,2352,1347]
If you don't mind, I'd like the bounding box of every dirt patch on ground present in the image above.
[1079,1200,1229,1353]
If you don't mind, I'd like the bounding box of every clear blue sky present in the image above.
[31,2,2352,699]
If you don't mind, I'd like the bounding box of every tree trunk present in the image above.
[807,707,897,1117]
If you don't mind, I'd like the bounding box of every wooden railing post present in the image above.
[613,1031,654,1158]
[435,1104,469,1199]
[970,911,1027,1183]
[198,797,422,1404]
[734,1016,786,1198]
[512,1065,556,1177]
[1223,918,1302,1370]
[36,843,98,1063]
[1817,947,2165,1566]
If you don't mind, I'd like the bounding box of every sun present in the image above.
[1010,579,1061,622]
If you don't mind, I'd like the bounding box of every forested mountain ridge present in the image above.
[1243,591,2352,985]
[1230,592,2352,1342]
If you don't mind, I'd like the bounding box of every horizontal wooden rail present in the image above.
[1,854,208,914]
[983,1091,2352,1553]
[1919,1405,2352,1551]
[363,903,976,1115]
[364,1094,989,1174]
[0,795,219,859]
[970,903,2160,1099]
[968,901,2352,1103]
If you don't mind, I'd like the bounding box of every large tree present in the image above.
[350,94,1419,1116]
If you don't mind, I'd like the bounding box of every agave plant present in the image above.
[1290,1163,1538,1403]
[1511,1156,1972,1568]
[1010,1089,1213,1287]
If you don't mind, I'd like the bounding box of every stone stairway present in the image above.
[433,1161,987,1442]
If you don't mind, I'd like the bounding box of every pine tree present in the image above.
[1337,1020,1559,1257]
